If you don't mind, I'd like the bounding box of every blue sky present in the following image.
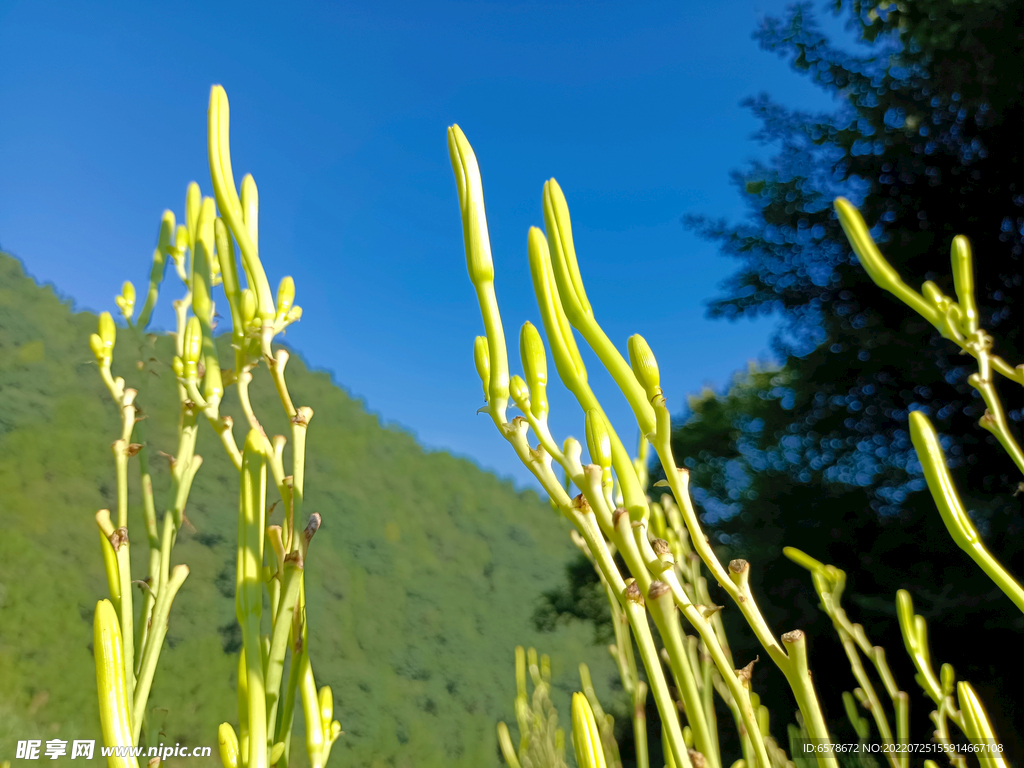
[0,1,851,489]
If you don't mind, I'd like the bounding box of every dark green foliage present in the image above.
[674,0,1024,758]
[0,253,611,767]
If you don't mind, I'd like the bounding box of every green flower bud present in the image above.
[172,356,184,378]
[571,692,607,768]
[240,289,258,328]
[834,198,903,291]
[182,316,202,379]
[509,375,531,411]
[173,225,190,262]
[93,599,139,767]
[842,691,869,741]
[217,723,239,768]
[269,743,284,765]
[241,174,259,250]
[319,685,334,726]
[208,87,276,322]
[520,322,548,419]
[951,235,978,334]
[98,311,116,348]
[527,227,587,388]
[277,276,295,319]
[186,182,201,250]
[286,305,303,323]
[921,280,948,310]
[474,336,490,400]
[204,354,224,402]
[834,197,941,327]
[543,179,592,324]
[89,334,107,363]
[628,334,660,399]
[447,125,494,286]
[114,281,136,321]
[158,210,176,256]
[585,409,611,470]
[940,663,955,697]
[957,681,1000,744]
[908,410,979,550]
[192,198,218,325]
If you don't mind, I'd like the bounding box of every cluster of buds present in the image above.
[86,84,338,768]
[450,125,843,768]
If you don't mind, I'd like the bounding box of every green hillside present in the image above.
[0,252,610,767]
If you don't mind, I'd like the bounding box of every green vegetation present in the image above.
[0,250,611,766]
[449,115,1017,768]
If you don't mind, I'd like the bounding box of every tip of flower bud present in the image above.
[240,289,258,328]
[509,374,530,410]
[628,334,660,398]
[89,333,108,363]
[276,276,295,318]
[98,311,117,347]
[182,316,203,378]
[115,281,136,321]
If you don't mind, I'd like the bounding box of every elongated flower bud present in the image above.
[509,375,531,412]
[520,322,548,419]
[182,317,203,380]
[217,723,239,768]
[571,692,607,768]
[628,334,660,399]
[94,599,139,767]
[241,289,258,329]
[173,225,190,262]
[241,174,259,250]
[834,197,941,327]
[192,200,218,325]
[474,336,490,400]
[269,743,285,765]
[543,179,592,324]
[186,182,202,249]
[447,125,494,285]
[951,235,978,334]
[908,411,979,550]
[319,685,334,726]
[277,276,295,320]
[940,663,956,697]
[216,218,243,329]
[921,281,953,316]
[585,409,611,470]
[496,722,522,768]
[957,681,1001,748]
[448,125,509,421]
[115,282,136,321]
[157,210,176,256]
[208,86,275,321]
[99,311,117,349]
[90,334,108,364]
[527,227,586,389]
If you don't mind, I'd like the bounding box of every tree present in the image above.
[678,0,1024,754]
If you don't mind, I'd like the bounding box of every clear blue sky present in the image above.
[0,1,849,489]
